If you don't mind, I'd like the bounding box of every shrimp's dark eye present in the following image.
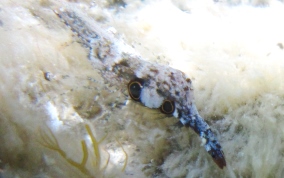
[160,100,175,114]
[128,78,144,101]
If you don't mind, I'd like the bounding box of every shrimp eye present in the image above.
[128,78,144,101]
[160,100,175,114]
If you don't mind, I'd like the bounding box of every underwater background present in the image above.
[1,0,284,177]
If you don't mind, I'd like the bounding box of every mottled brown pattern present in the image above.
[55,8,225,169]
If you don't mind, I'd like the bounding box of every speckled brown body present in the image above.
[55,8,226,169]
